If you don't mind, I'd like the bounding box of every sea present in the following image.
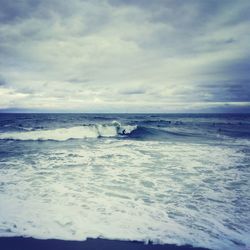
[0,113,249,250]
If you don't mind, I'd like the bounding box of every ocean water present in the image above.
[0,113,250,250]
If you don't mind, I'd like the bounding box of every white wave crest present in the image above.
[0,123,137,141]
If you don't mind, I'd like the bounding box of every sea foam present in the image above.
[0,123,137,141]
[0,140,249,249]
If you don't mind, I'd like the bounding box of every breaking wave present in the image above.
[0,119,248,143]
[0,124,203,142]
[0,122,137,141]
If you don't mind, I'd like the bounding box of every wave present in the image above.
[1,120,248,142]
[0,122,137,141]
[0,125,207,142]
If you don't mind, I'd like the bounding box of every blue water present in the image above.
[0,113,250,249]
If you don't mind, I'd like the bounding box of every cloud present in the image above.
[0,0,250,112]
[0,75,7,86]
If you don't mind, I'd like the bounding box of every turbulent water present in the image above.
[0,113,250,250]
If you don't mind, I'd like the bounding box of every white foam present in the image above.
[0,124,137,141]
[0,140,249,249]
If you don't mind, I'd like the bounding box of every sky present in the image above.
[0,0,250,113]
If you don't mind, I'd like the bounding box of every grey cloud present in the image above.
[0,75,6,86]
[0,0,250,112]
[0,0,41,23]
[68,78,92,84]
[120,89,146,95]
[197,80,250,102]
[201,56,250,80]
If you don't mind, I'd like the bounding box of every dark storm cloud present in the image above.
[196,80,250,102]
[221,58,250,78]
[0,0,41,23]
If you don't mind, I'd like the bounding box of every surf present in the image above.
[0,122,137,141]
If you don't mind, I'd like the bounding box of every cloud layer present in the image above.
[0,0,250,112]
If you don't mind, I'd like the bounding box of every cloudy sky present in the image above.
[0,0,250,112]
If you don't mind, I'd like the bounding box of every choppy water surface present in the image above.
[0,113,250,249]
